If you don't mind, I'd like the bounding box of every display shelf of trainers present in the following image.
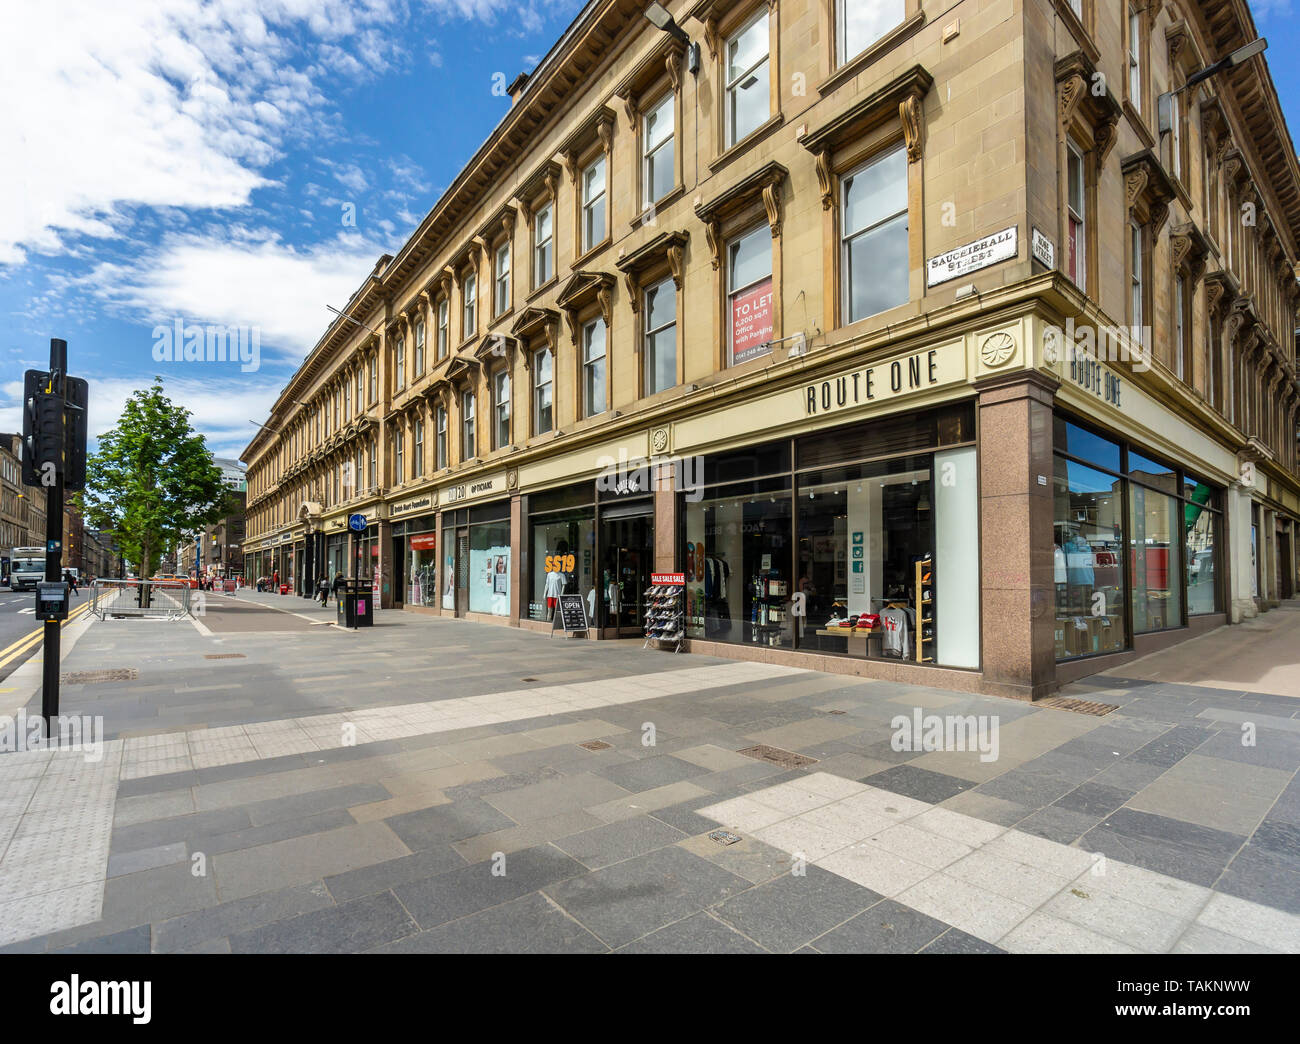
[914,557,934,664]
[643,584,685,651]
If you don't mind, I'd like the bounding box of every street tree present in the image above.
[78,379,227,593]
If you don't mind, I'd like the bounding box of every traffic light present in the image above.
[20,369,88,490]
[64,377,89,491]
[21,370,61,488]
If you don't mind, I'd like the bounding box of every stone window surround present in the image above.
[692,0,782,165]
[1056,51,1121,302]
[560,106,616,264]
[695,161,787,371]
[799,64,930,333]
[615,230,688,398]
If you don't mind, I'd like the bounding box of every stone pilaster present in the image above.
[975,369,1059,700]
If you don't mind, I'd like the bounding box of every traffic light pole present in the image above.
[42,338,67,734]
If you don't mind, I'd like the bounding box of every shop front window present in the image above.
[407,532,437,606]
[469,522,511,616]
[1129,484,1182,633]
[683,477,793,649]
[1185,484,1221,615]
[530,510,595,622]
[441,524,455,610]
[1053,457,1126,659]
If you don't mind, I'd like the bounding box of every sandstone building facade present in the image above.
[243,0,1300,699]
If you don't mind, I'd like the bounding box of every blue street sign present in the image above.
[348,513,367,533]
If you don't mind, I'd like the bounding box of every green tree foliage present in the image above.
[79,379,226,581]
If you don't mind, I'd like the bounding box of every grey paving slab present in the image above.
[193,809,359,857]
[230,890,418,953]
[863,764,971,804]
[371,891,607,954]
[919,927,1007,953]
[107,842,188,879]
[542,844,753,949]
[1214,848,1300,915]
[51,924,152,955]
[110,809,252,855]
[712,867,883,952]
[812,897,951,954]
[1054,782,1133,818]
[975,768,1077,810]
[553,815,686,869]
[1017,805,1105,846]
[615,911,767,953]
[1127,725,1214,768]
[152,881,336,953]
[483,773,630,823]
[322,845,468,903]
[393,844,587,930]
[384,797,517,851]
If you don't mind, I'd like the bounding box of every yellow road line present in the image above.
[0,602,92,672]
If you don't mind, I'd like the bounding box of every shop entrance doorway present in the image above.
[391,537,405,607]
[600,510,653,636]
[455,528,470,617]
[1279,527,1294,600]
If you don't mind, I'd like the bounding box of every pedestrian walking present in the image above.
[63,569,79,596]
[317,575,330,606]
[331,571,346,604]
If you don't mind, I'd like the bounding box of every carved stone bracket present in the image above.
[900,95,923,163]
[1055,51,1122,162]
[1122,150,1176,236]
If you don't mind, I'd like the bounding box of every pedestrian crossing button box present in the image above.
[36,581,69,621]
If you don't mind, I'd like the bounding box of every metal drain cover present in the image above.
[579,740,612,751]
[204,653,246,660]
[1037,696,1117,716]
[709,829,742,846]
[736,744,818,769]
[61,668,139,684]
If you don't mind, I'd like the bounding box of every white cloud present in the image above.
[0,0,405,266]
[74,229,392,360]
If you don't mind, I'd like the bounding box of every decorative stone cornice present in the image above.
[615,229,690,310]
[1170,221,1210,281]
[694,162,788,267]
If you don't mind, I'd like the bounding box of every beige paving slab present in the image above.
[676,833,789,884]
[347,787,451,823]
[742,718,863,752]
[672,744,758,772]
[212,820,412,901]
[583,781,711,823]
[1125,777,1274,836]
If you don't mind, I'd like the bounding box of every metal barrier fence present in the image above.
[89,579,193,620]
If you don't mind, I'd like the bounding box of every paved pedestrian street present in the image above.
[1,593,1298,954]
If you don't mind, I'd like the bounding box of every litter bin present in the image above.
[336,579,373,628]
[280,584,288,595]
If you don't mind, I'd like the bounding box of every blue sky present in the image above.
[1,0,1297,461]
[0,0,584,458]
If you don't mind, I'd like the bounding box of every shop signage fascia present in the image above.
[1042,351,1237,485]
[800,341,968,419]
[440,470,506,507]
[391,493,434,517]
